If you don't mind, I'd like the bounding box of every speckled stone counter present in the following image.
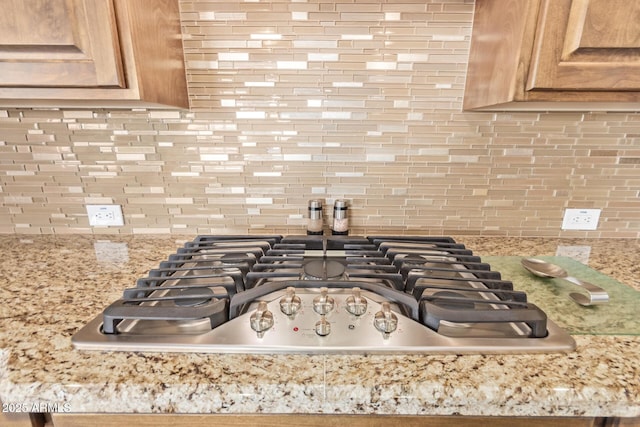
[0,234,638,418]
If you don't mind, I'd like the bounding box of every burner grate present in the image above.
[71,234,576,354]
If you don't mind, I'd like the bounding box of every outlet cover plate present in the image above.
[86,205,124,227]
[561,208,601,231]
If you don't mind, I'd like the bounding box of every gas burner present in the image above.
[73,234,576,354]
[302,259,346,280]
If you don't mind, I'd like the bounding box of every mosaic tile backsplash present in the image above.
[1,0,639,237]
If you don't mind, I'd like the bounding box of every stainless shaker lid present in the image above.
[308,199,322,210]
[333,199,347,210]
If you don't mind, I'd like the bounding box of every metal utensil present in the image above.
[520,258,609,306]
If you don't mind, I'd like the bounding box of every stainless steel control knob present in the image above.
[313,287,335,315]
[315,316,331,336]
[279,287,302,316]
[346,287,367,316]
[374,302,398,336]
[250,301,274,338]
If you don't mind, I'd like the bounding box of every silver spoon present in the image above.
[520,258,609,306]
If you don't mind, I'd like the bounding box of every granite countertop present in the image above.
[0,234,638,417]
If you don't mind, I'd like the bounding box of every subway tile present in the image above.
[236,111,266,119]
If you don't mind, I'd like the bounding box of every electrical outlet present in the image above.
[561,208,601,231]
[86,205,124,227]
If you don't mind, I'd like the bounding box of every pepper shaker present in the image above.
[307,200,323,235]
[332,199,349,235]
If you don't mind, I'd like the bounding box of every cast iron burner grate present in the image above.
[72,234,576,354]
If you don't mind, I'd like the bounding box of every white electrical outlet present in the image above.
[561,208,601,231]
[86,205,124,227]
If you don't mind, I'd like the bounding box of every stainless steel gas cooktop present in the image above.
[72,235,576,354]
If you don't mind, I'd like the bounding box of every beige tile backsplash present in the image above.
[0,0,639,238]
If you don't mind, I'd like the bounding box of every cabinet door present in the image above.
[0,0,125,88]
[527,0,640,92]
[0,0,188,108]
[464,0,640,110]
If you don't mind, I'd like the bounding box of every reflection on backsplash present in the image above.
[93,241,129,265]
[555,246,592,264]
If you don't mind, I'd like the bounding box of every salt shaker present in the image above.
[332,199,349,235]
[307,200,323,235]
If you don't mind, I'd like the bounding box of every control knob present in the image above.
[315,316,331,336]
[374,302,398,337]
[345,287,367,316]
[313,287,335,315]
[279,287,302,316]
[250,301,274,338]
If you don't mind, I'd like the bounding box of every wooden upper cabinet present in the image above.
[0,0,189,108]
[0,0,125,89]
[464,0,640,111]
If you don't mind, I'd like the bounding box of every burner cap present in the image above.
[174,287,215,307]
[303,259,346,280]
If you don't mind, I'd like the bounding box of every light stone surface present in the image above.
[0,234,638,416]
